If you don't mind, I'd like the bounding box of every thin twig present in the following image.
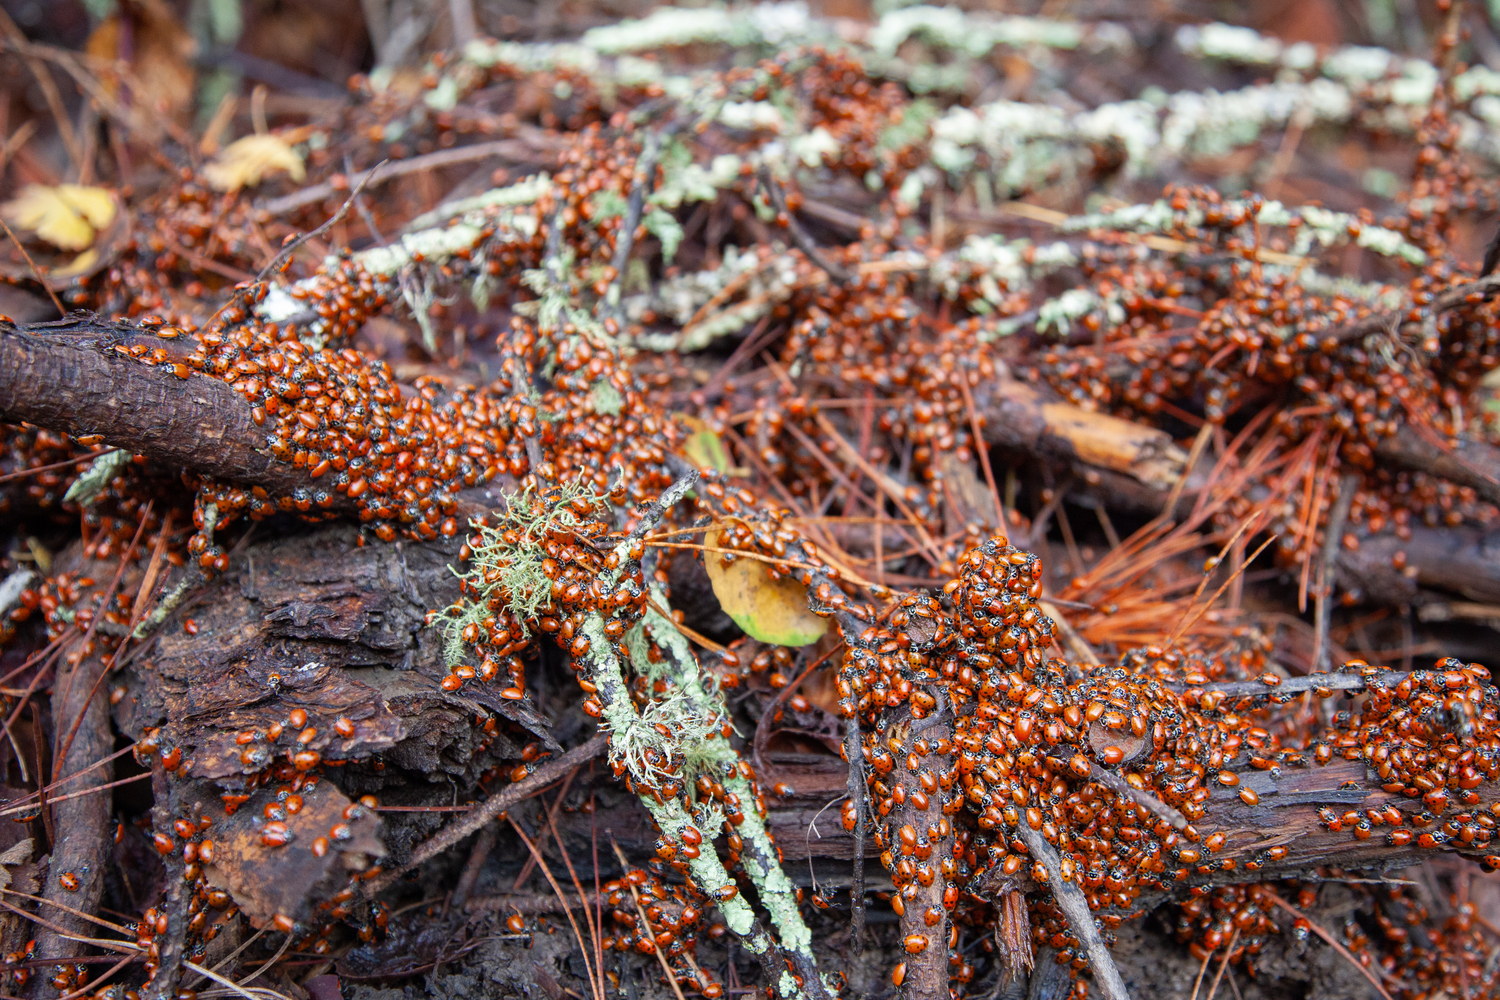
[451,823,497,911]
[0,449,111,485]
[1087,762,1188,831]
[1187,946,1216,1000]
[258,140,552,217]
[1204,927,1239,1000]
[255,162,387,283]
[55,501,154,766]
[1166,533,1278,646]
[362,734,607,896]
[58,952,137,1000]
[609,838,689,1000]
[600,130,670,323]
[1313,472,1360,674]
[511,768,581,890]
[0,214,66,316]
[755,168,851,283]
[1162,423,1213,519]
[0,888,129,934]
[546,791,603,1000]
[510,817,600,1000]
[0,10,80,170]
[957,374,1003,526]
[1262,890,1396,1000]
[0,771,150,817]
[844,709,866,952]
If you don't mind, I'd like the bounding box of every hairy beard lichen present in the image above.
[434,477,611,666]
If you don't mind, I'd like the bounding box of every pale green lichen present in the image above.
[435,479,609,665]
[644,207,685,262]
[0,569,34,618]
[255,175,548,343]
[131,575,198,640]
[590,379,624,416]
[650,148,741,210]
[604,678,725,787]
[1063,198,1426,265]
[637,576,827,990]
[63,450,129,507]
[938,234,1078,307]
[631,247,800,352]
[517,247,616,350]
[869,5,1084,57]
[1038,287,1121,337]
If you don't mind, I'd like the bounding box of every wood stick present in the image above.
[1017,820,1132,1000]
[361,734,607,897]
[1313,473,1360,673]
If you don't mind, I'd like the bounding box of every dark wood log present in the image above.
[1374,424,1500,510]
[107,519,1497,919]
[111,523,555,802]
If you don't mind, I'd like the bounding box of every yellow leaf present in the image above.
[0,184,117,250]
[202,134,306,192]
[678,414,730,474]
[702,527,828,647]
[52,248,101,279]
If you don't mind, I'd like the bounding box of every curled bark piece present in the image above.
[973,378,1188,493]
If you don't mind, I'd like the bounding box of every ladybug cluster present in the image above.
[1306,659,1500,852]
[10,14,1500,1000]
[601,869,723,998]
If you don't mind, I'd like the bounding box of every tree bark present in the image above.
[0,319,306,497]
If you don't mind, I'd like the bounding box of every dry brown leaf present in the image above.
[85,0,197,123]
[702,527,828,647]
[203,134,307,192]
[0,184,117,250]
[191,778,382,925]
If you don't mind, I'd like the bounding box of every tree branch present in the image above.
[0,319,311,498]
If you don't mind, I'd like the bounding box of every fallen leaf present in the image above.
[202,134,306,192]
[188,778,383,925]
[678,414,730,474]
[0,185,117,250]
[702,527,827,647]
[51,248,101,279]
[85,0,197,126]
